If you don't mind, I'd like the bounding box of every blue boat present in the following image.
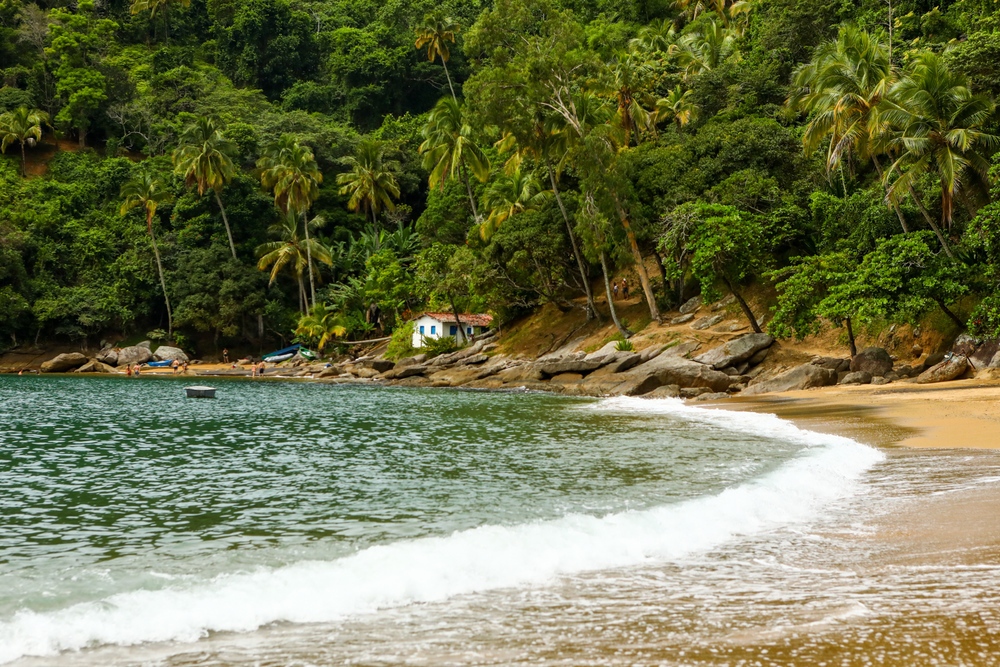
[146,360,173,368]
[263,343,301,362]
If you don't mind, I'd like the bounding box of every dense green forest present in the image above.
[2,0,1000,356]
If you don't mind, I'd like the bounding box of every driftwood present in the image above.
[338,336,392,346]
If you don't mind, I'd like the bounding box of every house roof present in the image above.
[418,312,494,327]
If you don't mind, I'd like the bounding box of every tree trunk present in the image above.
[845,316,857,357]
[441,56,457,102]
[723,276,761,333]
[78,126,87,148]
[460,161,481,222]
[601,250,632,338]
[213,189,238,260]
[614,199,661,323]
[20,142,26,177]
[908,184,954,258]
[871,156,909,233]
[547,161,598,321]
[298,275,306,314]
[942,185,953,234]
[302,212,316,311]
[448,293,467,345]
[148,216,173,338]
[933,297,966,330]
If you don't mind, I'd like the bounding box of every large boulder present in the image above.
[693,333,774,370]
[96,347,118,366]
[116,345,152,367]
[383,364,428,380]
[742,364,837,396]
[678,296,701,314]
[40,352,88,373]
[584,341,621,363]
[691,314,724,331]
[612,354,733,396]
[839,371,872,385]
[370,358,395,373]
[914,355,969,384]
[153,346,189,363]
[73,359,117,374]
[966,338,1000,371]
[538,358,605,378]
[850,347,893,376]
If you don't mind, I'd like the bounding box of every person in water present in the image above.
[133,363,141,377]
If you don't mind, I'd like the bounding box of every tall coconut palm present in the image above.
[0,107,48,177]
[172,117,239,259]
[788,25,928,241]
[256,211,332,314]
[337,138,401,228]
[295,303,348,353]
[420,96,490,222]
[120,167,174,337]
[480,169,548,240]
[605,53,655,147]
[129,0,191,44]
[415,11,460,101]
[628,18,676,55]
[258,136,324,309]
[882,51,999,242]
[655,85,698,128]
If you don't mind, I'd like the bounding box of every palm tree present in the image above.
[337,138,401,228]
[480,169,548,240]
[420,97,490,222]
[415,12,460,101]
[882,51,999,244]
[258,136,324,309]
[256,211,332,314]
[295,303,348,353]
[605,53,655,147]
[172,117,239,259]
[629,18,676,55]
[788,25,923,239]
[120,167,174,337]
[655,85,698,128]
[671,19,737,79]
[0,107,48,177]
[129,0,191,44]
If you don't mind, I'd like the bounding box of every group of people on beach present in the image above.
[250,361,266,378]
[612,278,630,301]
[124,363,142,377]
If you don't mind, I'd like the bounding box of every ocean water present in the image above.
[1,375,999,666]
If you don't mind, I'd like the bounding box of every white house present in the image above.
[411,312,493,348]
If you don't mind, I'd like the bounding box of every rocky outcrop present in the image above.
[679,296,701,314]
[370,359,395,373]
[914,355,969,384]
[383,364,428,379]
[742,364,837,395]
[850,347,893,376]
[812,356,851,372]
[40,352,88,373]
[73,359,117,373]
[670,314,694,325]
[691,314,724,331]
[153,346,189,363]
[693,333,774,370]
[611,354,733,396]
[116,345,152,367]
[96,347,118,366]
[538,357,605,378]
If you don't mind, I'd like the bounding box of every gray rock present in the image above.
[40,352,88,373]
[384,365,428,379]
[693,333,774,370]
[850,347,893,376]
[660,340,701,359]
[921,352,946,371]
[839,371,872,385]
[694,391,731,401]
[152,346,189,363]
[679,296,702,315]
[137,340,152,349]
[680,386,712,399]
[612,354,734,396]
[746,346,770,367]
[871,376,892,385]
[969,339,1000,371]
[691,314,724,331]
[742,364,838,396]
[812,356,851,372]
[914,356,969,384]
[639,345,668,362]
[603,352,641,374]
[895,365,917,378]
[670,313,694,325]
[644,384,680,399]
[116,345,153,367]
[396,354,428,368]
[584,341,620,363]
[950,334,979,358]
[463,353,489,365]
[73,359,117,374]
[538,358,605,378]
[96,347,118,366]
[711,294,736,311]
[370,359,395,373]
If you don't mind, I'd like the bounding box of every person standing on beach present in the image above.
[133,363,141,377]
[250,362,257,378]
[223,348,229,364]
[622,278,629,300]
[171,359,180,374]
[613,282,619,300]
[258,361,265,377]
[125,365,132,377]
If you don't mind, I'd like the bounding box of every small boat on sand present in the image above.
[185,386,216,398]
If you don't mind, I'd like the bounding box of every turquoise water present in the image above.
[2,374,998,665]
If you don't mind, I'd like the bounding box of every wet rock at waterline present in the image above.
[40,352,88,373]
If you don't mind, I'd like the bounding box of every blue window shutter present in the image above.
[419,325,425,334]
[450,325,457,335]
[467,327,472,335]
[431,325,436,335]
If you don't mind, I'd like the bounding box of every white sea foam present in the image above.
[0,399,883,664]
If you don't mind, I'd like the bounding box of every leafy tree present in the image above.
[336,138,401,228]
[481,169,548,240]
[172,117,239,259]
[130,0,192,44]
[255,211,331,314]
[419,96,489,223]
[120,166,174,337]
[0,106,47,176]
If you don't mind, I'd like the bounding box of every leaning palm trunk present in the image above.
[148,214,173,338]
[548,162,599,322]
[722,276,761,334]
[213,190,238,260]
[448,294,468,344]
[441,57,457,102]
[614,199,661,323]
[871,156,909,233]
[908,184,955,258]
[460,162,481,222]
[302,212,316,310]
[601,250,631,338]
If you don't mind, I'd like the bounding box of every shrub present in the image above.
[385,321,416,360]
[420,334,460,358]
[615,339,635,352]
